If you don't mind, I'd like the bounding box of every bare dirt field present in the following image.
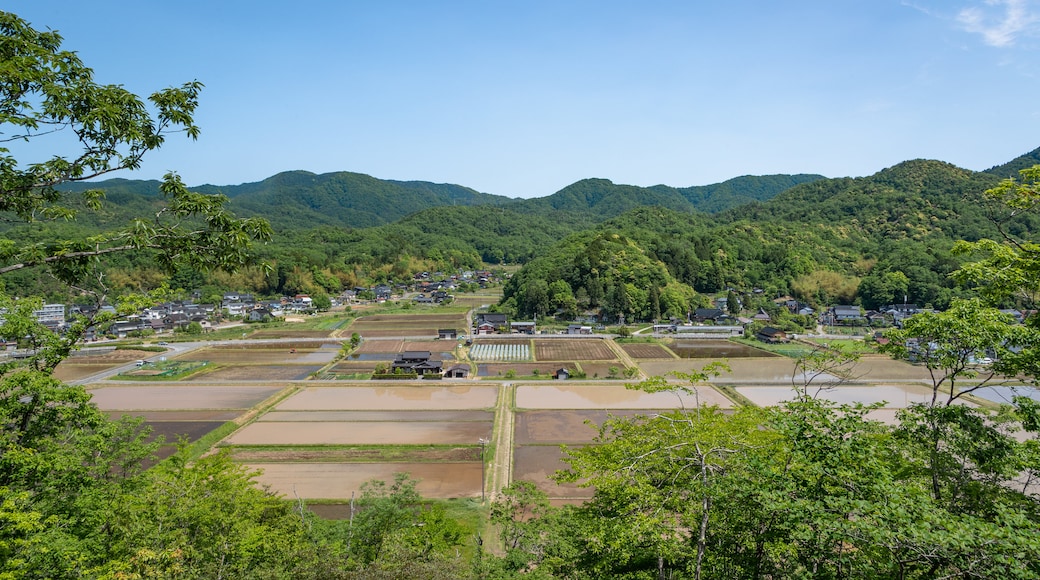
[514,384,731,409]
[356,340,404,353]
[55,348,163,380]
[69,348,161,363]
[620,343,676,359]
[276,385,499,411]
[247,462,483,499]
[54,364,116,381]
[227,420,493,445]
[210,342,340,350]
[513,446,590,499]
[354,314,467,324]
[177,348,337,364]
[230,447,480,463]
[105,410,242,421]
[249,330,334,339]
[534,340,616,362]
[327,362,379,374]
[187,365,320,381]
[257,410,493,422]
[515,410,649,444]
[88,385,284,411]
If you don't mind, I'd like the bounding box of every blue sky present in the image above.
[6,1,1040,198]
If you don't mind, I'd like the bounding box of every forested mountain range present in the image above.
[17,147,1040,311]
[56,170,824,230]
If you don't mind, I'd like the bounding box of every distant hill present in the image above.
[509,174,825,218]
[55,170,826,231]
[57,171,515,230]
[982,146,1040,179]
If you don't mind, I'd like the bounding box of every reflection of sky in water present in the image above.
[971,386,1040,405]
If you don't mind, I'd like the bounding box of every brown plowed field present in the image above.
[230,447,480,463]
[276,386,498,411]
[89,385,284,411]
[186,365,319,381]
[356,340,404,353]
[620,343,675,359]
[250,330,334,339]
[248,462,482,499]
[354,314,466,324]
[514,410,648,444]
[534,340,616,361]
[177,349,336,364]
[227,420,493,445]
[513,446,590,499]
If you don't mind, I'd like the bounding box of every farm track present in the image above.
[487,383,515,502]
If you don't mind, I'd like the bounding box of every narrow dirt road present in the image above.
[485,382,515,502]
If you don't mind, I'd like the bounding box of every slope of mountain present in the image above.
[982,146,1040,179]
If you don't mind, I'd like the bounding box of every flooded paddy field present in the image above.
[227,420,493,445]
[187,365,321,381]
[248,462,482,499]
[638,356,932,384]
[620,343,676,359]
[515,410,649,444]
[88,385,284,411]
[670,340,776,359]
[514,384,731,409]
[534,339,617,361]
[735,384,956,408]
[972,385,1040,405]
[276,385,499,411]
[513,446,590,499]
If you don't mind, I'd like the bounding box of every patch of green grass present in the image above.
[114,360,210,380]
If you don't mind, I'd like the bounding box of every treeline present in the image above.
[17,156,1040,314]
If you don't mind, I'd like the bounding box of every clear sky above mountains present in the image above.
[7,1,1040,198]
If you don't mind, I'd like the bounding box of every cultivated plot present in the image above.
[515,410,648,444]
[227,420,493,445]
[620,343,675,359]
[276,385,499,411]
[534,339,616,362]
[89,385,284,411]
[513,446,590,499]
[248,462,483,499]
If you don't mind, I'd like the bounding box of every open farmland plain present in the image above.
[75,309,990,507]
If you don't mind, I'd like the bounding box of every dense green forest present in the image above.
[34,151,1040,317]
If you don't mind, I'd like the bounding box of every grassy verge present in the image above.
[714,384,756,407]
[226,444,484,463]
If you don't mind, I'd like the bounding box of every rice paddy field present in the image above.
[72,309,980,504]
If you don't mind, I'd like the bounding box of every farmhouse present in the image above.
[511,321,536,334]
[756,326,789,343]
[443,364,470,378]
[390,351,443,376]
